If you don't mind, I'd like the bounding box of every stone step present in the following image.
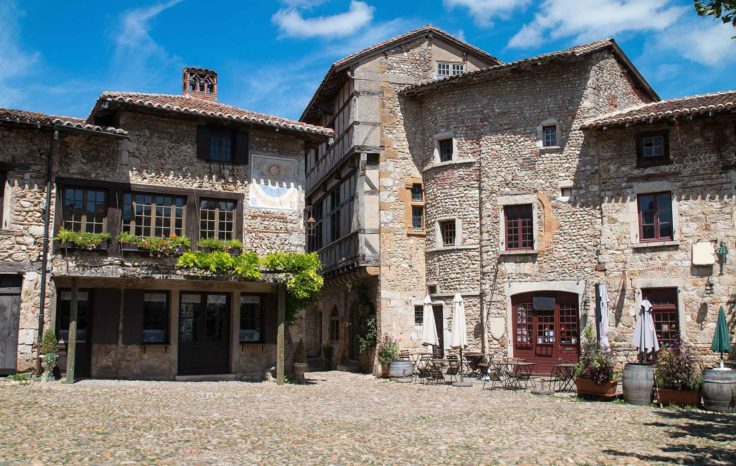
[174,374,238,382]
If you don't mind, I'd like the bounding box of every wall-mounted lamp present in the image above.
[717,241,728,275]
[305,205,316,237]
[706,276,715,295]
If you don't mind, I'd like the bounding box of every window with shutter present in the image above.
[196,126,249,164]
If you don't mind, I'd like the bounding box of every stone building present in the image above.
[0,67,332,379]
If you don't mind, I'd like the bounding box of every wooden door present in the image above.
[57,289,92,378]
[512,292,580,374]
[0,276,21,375]
[178,292,230,375]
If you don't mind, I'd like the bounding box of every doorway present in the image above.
[178,292,230,375]
[56,288,92,378]
[0,275,21,375]
[433,305,444,358]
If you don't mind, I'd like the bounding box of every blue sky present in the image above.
[1,0,734,121]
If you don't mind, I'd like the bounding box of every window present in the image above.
[143,292,168,344]
[560,187,573,199]
[61,188,106,233]
[437,62,450,77]
[122,192,186,237]
[307,203,323,252]
[414,305,423,325]
[542,125,557,147]
[330,308,340,342]
[636,131,669,166]
[239,295,262,343]
[57,289,90,342]
[637,192,673,241]
[505,204,534,250]
[438,138,453,162]
[439,220,456,247]
[412,206,424,230]
[321,173,356,244]
[411,183,422,202]
[451,63,465,75]
[405,181,424,232]
[200,199,236,240]
[209,130,232,162]
[642,288,679,348]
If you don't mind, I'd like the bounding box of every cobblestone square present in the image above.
[1,372,734,465]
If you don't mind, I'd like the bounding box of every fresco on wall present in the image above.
[249,154,299,211]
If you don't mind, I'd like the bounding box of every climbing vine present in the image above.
[177,250,323,323]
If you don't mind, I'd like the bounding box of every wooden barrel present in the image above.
[389,360,413,378]
[623,363,654,405]
[702,369,736,412]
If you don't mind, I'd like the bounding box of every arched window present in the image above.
[330,307,340,342]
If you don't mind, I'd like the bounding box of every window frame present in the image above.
[414,305,424,325]
[637,192,673,242]
[436,62,451,78]
[438,138,454,162]
[504,204,534,251]
[209,128,233,163]
[142,291,170,345]
[636,130,670,167]
[239,295,263,343]
[199,198,237,241]
[61,187,108,234]
[404,180,425,233]
[439,219,457,247]
[121,192,187,238]
[642,288,680,349]
[542,125,558,147]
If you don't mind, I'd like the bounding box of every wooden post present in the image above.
[65,278,78,384]
[276,283,286,385]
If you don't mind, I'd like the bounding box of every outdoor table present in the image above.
[464,352,484,376]
[552,363,576,392]
[504,361,535,389]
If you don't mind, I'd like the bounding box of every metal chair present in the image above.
[482,360,505,390]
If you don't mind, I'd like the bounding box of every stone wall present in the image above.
[592,114,736,366]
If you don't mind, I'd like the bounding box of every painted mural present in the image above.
[249,154,299,211]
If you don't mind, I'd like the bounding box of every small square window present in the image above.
[411,206,424,230]
[438,139,453,162]
[451,63,465,75]
[439,220,456,247]
[637,192,673,241]
[411,183,423,202]
[641,135,664,158]
[427,285,437,295]
[560,187,573,199]
[543,125,557,147]
[437,63,450,77]
[414,305,423,325]
[636,131,670,166]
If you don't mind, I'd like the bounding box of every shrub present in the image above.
[39,330,59,355]
[377,334,399,366]
[574,326,615,384]
[655,342,704,391]
[198,238,244,252]
[357,315,377,354]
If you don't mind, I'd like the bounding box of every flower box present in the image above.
[657,388,701,407]
[575,377,618,399]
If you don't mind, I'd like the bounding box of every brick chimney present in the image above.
[182,67,217,101]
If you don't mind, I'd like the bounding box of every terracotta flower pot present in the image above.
[293,362,308,381]
[381,364,390,378]
[575,377,618,399]
[657,388,701,407]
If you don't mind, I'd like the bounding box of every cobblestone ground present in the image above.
[1,371,734,465]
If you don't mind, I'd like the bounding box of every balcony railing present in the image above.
[317,231,361,275]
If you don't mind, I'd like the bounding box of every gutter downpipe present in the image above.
[35,128,57,373]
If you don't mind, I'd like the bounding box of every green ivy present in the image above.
[55,228,111,250]
[177,250,323,323]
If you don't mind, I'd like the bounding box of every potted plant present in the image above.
[293,339,308,382]
[137,234,190,257]
[357,315,377,374]
[377,334,399,378]
[117,231,140,252]
[39,329,60,382]
[55,228,111,252]
[655,342,703,407]
[322,344,335,370]
[574,326,618,398]
[197,237,223,253]
[225,239,243,255]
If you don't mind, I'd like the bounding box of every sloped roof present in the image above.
[400,38,658,101]
[90,92,334,138]
[0,108,127,136]
[300,24,502,123]
[582,90,736,129]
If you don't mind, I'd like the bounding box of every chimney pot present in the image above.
[182,67,217,101]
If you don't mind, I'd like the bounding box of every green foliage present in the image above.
[197,238,243,252]
[377,334,400,366]
[695,0,736,37]
[55,228,111,250]
[357,315,377,354]
[176,250,323,323]
[6,372,31,382]
[573,326,615,384]
[655,342,704,391]
[39,330,59,355]
[294,340,307,364]
[118,233,190,257]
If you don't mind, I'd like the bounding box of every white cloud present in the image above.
[443,0,531,27]
[651,18,736,68]
[273,0,374,39]
[0,0,39,107]
[508,0,686,49]
[111,0,182,89]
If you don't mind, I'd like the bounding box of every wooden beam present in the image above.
[65,278,78,384]
[276,283,286,385]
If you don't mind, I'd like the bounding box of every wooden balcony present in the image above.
[317,230,378,276]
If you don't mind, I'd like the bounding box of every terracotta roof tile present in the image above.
[400,39,656,101]
[95,92,334,138]
[0,108,127,136]
[582,90,736,128]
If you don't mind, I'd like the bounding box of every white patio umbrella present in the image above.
[449,293,469,384]
[421,295,439,349]
[631,298,659,362]
[598,284,610,350]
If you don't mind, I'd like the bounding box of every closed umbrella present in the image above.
[631,298,659,362]
[421,295,439,348]
[450,294,469,385]
[598,284,610,350]
[711,306,733,369]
